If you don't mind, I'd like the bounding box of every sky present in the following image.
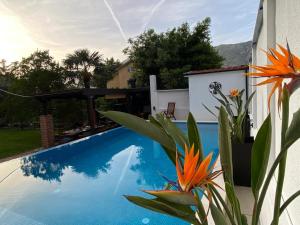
[0,0,259,63]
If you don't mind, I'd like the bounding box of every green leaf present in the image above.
[218,106,234,185]
[236,112,246,143]
[195,191,208,225]
[225,182,243,224]
[211,203,229,225]
[209,185,237,225]
[125,195,198,224]
[216,89,234,117]
[244,91,255,112]
[143,190,196,206]
[187,112,203,160]
[251,115,272,197]
[279,190,300,215]
[241,214,249,225]
[285,107,300,149]
[202,103,217,118]
[149,115,164,129]
[155,113,189,150]
[100,111,177,163]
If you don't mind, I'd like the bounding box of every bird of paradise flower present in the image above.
[248,43,300,109]
[125,144,222,224]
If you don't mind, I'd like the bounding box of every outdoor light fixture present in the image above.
[209,81,222,95]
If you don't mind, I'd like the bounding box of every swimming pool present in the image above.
[0,122,218,225]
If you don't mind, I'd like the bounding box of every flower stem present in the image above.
[272,88,289,225]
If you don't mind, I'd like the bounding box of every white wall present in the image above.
[150,75,189,120]
[187,70,247,121]
[252,0,300,224]
[276,1,300,224]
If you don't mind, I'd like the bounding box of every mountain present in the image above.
[215,41,252,67]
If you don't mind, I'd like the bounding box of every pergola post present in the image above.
[39,101,55,148]
[87,96,97,129]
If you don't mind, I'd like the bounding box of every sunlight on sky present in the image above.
[0,15,38,62]
[0,0,259,63]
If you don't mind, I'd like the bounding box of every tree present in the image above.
[93,57,121,88]
[124,18,223,89]
[0,50,66,126]
[63,49,102,88]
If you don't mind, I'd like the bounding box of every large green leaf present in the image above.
[149,115,164,129]
[251,115,272,197]
[143,190,196,206]
[187,112,203,160]
[218,107,234,185]
[211,203,229,225]
[285,107,300,149]
[125,195,198,224]
[100,111,177,163]
[155,113,189,150]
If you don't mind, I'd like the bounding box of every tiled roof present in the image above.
[184,65,249,76]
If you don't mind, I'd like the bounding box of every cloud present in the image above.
[0,0,259,62]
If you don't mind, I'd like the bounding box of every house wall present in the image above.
[150,75,189,120]
[187,70,247,121]
[252,0,300,224]
[107,62,134,89]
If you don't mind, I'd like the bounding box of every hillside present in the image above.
[215,41,252,67]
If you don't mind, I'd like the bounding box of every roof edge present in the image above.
[252,0,264,45]
[184,65,249,76]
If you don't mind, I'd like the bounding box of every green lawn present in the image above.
[0,128,41,159]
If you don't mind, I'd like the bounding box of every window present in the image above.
[128,66,135,73]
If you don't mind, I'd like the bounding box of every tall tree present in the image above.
[93,57,121,88]
[124,17,223,89]
[63,49,102,88]
[0,50,66,126]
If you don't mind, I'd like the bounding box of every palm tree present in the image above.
[63,49,102,88]
[63,50,102,129]
[0,59,15,89]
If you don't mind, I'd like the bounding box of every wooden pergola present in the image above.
[34,87,150,147]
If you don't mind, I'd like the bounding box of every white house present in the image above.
[150,66,248,121]
[251,0,300,224]
[185,66,249,121]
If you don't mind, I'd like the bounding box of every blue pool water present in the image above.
[0,123,218,225]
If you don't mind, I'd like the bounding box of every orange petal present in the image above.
[190,153,213,186]
[176,152,185,189]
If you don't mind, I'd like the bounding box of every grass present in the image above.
[0,128,41,159]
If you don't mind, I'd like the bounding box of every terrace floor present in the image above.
[235,186,256,224]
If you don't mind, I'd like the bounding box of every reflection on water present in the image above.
[20,124,218,186]
[19,129,176,188]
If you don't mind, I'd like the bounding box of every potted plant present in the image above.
[203,88,255,186]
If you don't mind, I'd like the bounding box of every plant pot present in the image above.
[232,138,254,187]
